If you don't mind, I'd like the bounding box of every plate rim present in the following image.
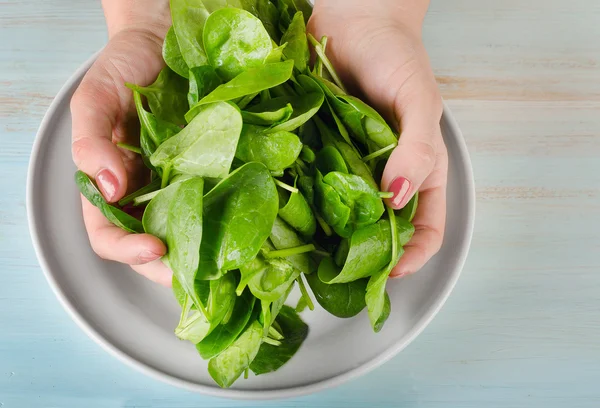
[26,51,476,400]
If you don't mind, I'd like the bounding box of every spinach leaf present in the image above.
[142,182,181,241]
[208,320,263,388]
[204,8,273,81]
[305,272,367,318]
[276,0,312,32]
[235,124,302,173]
[127,66,189,126]
[270,280,294,326]
[399,191,419,222]
[318,219,396,284]
[339,94,398,150]
[365,208,402,332]
[162,26,189,78]
[241,103,293,126]
[315,145,348,174]
[186,60,294,121]
[166,178,205,310]
[75,171,143,233]
[244,249,299,302]
[187,66,222,107]
[280,11,309,73]
[253,0,281,41]
[314,117,378,190]
[207,272,237,325]
[197,289,256,359]
[314,170,351,237]
[174,306,212,343]
[244,75,324,133]
[323,171,384,231]
[249,306,308,375]
[270,216,316,275]
[170,0,210,68]
[131,90,181,176]
[151,102,243,179]
[200,162,279,278]
[278,188,316,238]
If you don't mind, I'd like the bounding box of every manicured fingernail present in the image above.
[389,177,411,209]
[138,250,161,263]
[96,168,118,202]
[391,270,410,279]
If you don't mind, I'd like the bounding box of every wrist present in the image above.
[101,0,171,39]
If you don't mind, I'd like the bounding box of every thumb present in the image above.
[381,88,443,210]
[70,71,128,203]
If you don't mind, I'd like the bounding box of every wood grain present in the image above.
[1,0,600,407]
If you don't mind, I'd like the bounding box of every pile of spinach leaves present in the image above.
[74,0,418,389]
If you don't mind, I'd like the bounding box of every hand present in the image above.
[309,0,448,278]
[71,1,173,286]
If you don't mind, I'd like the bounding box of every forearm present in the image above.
[101,0,171,38]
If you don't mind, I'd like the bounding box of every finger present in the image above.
[390,174,447,278]
[381,84,443,210]
[71,74,128,203]
[131,260,173,288]
[82,198,166,265]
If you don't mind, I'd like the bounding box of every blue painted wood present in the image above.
[2,0,600,407]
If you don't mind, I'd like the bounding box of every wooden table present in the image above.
[2,0,599,406]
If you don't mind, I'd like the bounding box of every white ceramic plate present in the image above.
[27,53,475,400]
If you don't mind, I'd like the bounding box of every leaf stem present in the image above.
[296,274,315,311]
[263,337,282,347]
[268,325,284,340]
[133,189,161,206]
[362,143,397,162]
[116,142,142,154]
[118,179,161,206]
[378,192,394,199]
[315,213,333,236]
[308,33,348,93]
[387,206,398,271]
[161,164,172,189]
[264,244,316,259]
[316,36,328,77]
[312,249,331,257]
[244,368,249,379]
[237,92,258,109]
[274,179,299,194]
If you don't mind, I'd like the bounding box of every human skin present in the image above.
[71,0,447,286]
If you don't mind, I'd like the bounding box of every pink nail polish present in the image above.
[389,177,411,209]
[96,168,118,202]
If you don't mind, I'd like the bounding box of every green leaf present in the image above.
[270,217,316,275]
[208,320,263,388]
[253,0,281,41]
[196,289,257,359]
[323,171,385,232]
[250,306,308,375]
[200,162,279,278]
[280,12,309,73]
[315,145,348,175]
[305,272,367,318]
[268,75,324,132]
[314,170,351,237]
[204,8,273,81]
[243,247,299,302]
[207,272,237,325]
[277,0,312,32]
[399,191,419,222]
[235,124,302,173]
[241,103,293,126]
[162,26,189,78]
[142,182,181,241]
[167,178,205,310]
[278,188,316,238]
[169,0,210,68]
[186,60,294,121]
[151,102,243,179]
[187,66,222,107]
[318,219,398,284]
[126,66,189,126]
[74,171,143,233]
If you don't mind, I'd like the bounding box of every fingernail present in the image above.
[96,168,118,202]
[391,270,410,279]
[138,250,161,263]
[389,177,411,209]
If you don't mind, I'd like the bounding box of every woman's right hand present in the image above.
[71,0,173,286]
